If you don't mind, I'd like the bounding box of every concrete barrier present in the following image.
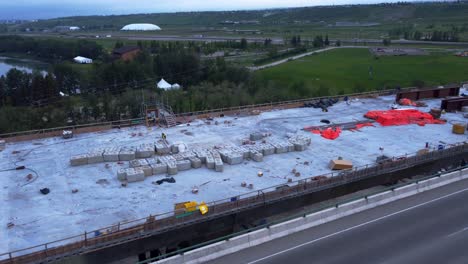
[393,183,418,198]
[153,168,468,264]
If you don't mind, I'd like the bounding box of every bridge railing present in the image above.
[0,88,399,142]
[1,142,466,263]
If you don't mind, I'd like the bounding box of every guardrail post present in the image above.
[84,231,87,247]
[44,243,48,257]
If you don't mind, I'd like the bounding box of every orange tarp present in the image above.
[365,109,446,126]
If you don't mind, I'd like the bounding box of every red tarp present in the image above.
[365,109,446,126]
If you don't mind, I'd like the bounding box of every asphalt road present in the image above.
[208,178,468,264]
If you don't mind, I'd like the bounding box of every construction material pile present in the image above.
[365,109,446,126]
[303,98,339,109]
[398,98,427,107]
[69,134,311,183]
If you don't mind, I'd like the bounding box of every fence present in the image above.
[0,88,399,142]
[1,142,466,264]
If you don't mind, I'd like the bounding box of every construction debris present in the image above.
[40,188,50,195]
[452,123,466,135]
[62,130,73,139]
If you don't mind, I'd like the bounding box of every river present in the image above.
[0,56,48,77]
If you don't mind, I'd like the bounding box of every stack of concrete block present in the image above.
[239,146,252,159]
[259,143,275,156]
[126,168,145,183]
[189,157,202,168]
[167,162,178,175]
[136,144,154,158]
[215,158,224,172]
[155,141,170,155]
[159,155,176,164]
[0,139,6,151]
[70,154,88,166]
[151,162,168,175]
[103,147,120,162]
[176,160,191,171]
[119,147,136,161]
[87,149,104,164]
[194,149,209,163]
[270,141,289,154]
[250,132,264,141]
[289,135,311,152]
[129,159,149,168]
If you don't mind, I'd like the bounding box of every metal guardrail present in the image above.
[1,142,466,263]
[138,163,468,264]
[0,88,397,140]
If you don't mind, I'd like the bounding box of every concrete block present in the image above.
[119,148,135,161]
[248,228,270,247]
[103,148,120,162]
[252,152,263,162]
[189,157,202,168]
[146,157,159,165]
[393,183,418,197]
[167,162,178,175]
[171,144,180,154]
[287,143,295,152]
[206,156,215,169]
[155,142,170,155]
[274,145,288,154]
[136,144,154,158]
[367,190,394,204]
[250,132,264,141]
[261,144,275,156]
[226,154,244,165]
[151,163,168,175]
[70,154,88,166]
[87,152,104,164]
[139,165,153,177]
[117,168,127,181]
[176,160,191,171]
[215,158,224,172]
[294,143,307,152]
[126,168,145,183]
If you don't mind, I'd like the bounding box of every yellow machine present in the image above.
[176,201,209,215]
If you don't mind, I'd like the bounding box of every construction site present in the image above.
[1,85,468,263]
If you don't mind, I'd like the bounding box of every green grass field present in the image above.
[256,48,468,95]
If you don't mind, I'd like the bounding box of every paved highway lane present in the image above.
[208,178,468,264]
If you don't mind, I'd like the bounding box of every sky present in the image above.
[0,0,430,20]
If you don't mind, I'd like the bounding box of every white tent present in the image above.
[157,79,172,90]
[73,56,93,64]
[121,24,161,31]
[171,83,181,89]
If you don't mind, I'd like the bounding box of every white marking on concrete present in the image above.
[247,187,468,264]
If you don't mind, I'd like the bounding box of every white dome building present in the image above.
[121,23,161,31]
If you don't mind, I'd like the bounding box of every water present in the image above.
[0,56,48,77]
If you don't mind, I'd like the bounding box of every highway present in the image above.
[207,178,468,264]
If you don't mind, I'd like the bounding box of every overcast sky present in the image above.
[0,0,428,20]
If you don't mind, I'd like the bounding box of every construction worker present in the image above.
[344,96,350,105]
[161,132,167,141]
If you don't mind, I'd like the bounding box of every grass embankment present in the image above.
[256,48,468,95]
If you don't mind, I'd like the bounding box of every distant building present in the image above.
[121,23,161,31]
[73,56,93,64]
[157,79,172,90]
[112,46,141,61]
[53,26,80,32]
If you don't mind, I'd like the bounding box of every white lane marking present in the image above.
[447,226,468,238]
[247,187,468,264]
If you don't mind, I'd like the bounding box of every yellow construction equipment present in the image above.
[198,202,209,215]
[175,201,209,215]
